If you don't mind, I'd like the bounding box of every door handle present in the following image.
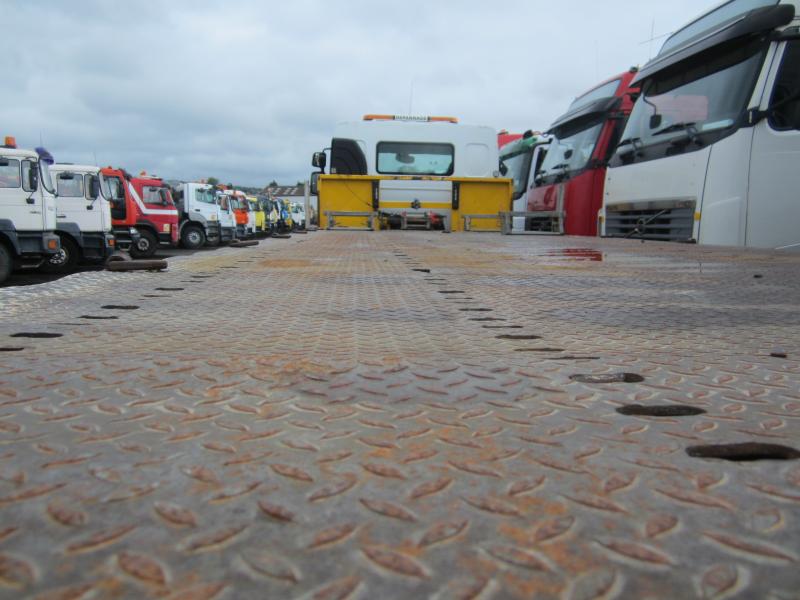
[193,208,201,212]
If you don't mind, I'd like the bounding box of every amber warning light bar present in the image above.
[363,114,458,123]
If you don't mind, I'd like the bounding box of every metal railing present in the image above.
[325,211,379,231]
[499,211,565,235]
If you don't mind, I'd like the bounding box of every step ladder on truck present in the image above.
[309,114,513,232]
[44,163,118,272]
[528,68,639,236]
[601,0,800,248]
[100,168,179,258]
[0,136,61,283]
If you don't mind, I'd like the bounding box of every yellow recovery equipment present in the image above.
[310,115,513,232]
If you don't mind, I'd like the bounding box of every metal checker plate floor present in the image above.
[1,232,799,600]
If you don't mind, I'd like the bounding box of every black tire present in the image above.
[181,225,206,250]
[129,229,158,259]
[0,244,11,284]
[41,236,79,274]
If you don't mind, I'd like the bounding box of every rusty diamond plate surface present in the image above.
[0,232,799,599]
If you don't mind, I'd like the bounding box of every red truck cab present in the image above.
[529,68,639,236]
[101,167,179,257]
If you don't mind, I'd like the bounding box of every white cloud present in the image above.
[1,0,718,186]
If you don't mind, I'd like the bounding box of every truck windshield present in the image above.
[659,0,778,56]
[500,149,533,198]
[376,142,454,176]
[196,188,216,204]
[0,159,21,188]
[39,161,55,194]
[102,175,125,200]
[56,173,85,197]
[568,79,621,112]
[621,38,766,150]
[537,120,603,179]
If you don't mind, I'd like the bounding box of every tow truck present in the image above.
[529,69,639,235]
[101,168,179,258]
[172,182,221,249]
[0,136,60,283]
[498,131,550,232]
[602,0,800,248]
[45,163,116,271]
[311,114,511,231]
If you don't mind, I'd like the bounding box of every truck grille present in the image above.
[605,205,695,241]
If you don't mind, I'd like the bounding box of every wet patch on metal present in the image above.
[686,443,800,461]
[10,332,63,338]
[616,404,706,417]
[570,372,645,383]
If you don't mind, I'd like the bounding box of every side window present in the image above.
[0,158,21,188]
[56,173,84,197]
[143,186,164,205]
[769,41,800,131]
[21,160,35,192]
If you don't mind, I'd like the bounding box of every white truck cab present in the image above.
[47,163,116,271]
[498,132,551,232]
[602,0,800,249]
[173,182,221,249]
[0,137,60,282]
[312,114,500,229]
[215,191,237,243]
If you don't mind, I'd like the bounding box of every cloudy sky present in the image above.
[3,0,718,187]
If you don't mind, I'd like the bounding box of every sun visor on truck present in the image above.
[632,4,795,85]
[548,97,621,138]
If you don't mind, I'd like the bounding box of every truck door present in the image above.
[55,172,95,232]
[0,157,44,232]
[747,41,800,249]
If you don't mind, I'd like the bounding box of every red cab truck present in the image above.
[528,68,639,235]
[101,168,179,258]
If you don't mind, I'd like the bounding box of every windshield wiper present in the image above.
[652,122,696,137]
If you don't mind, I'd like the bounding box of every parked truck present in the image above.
[172,182,222,248]
[498,131,550,232]
[529,69,639,235]
[101,168,179,258]
[0,137,60,283]
[46,163,116,271]
[215,190,237,243]
[602,0,800,249]
[311,114,510,231]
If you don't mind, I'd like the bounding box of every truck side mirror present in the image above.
[28,166,39,191]
[310,172,320,196]
[88,175,100,200]
[312,152,327,172]
[499,161,508,176]
[649,114,663,130]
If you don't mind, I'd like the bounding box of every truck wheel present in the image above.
[41,237,79,273]
[0,245,11,284]
[181,225,206,250]
[130,230,158,259]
